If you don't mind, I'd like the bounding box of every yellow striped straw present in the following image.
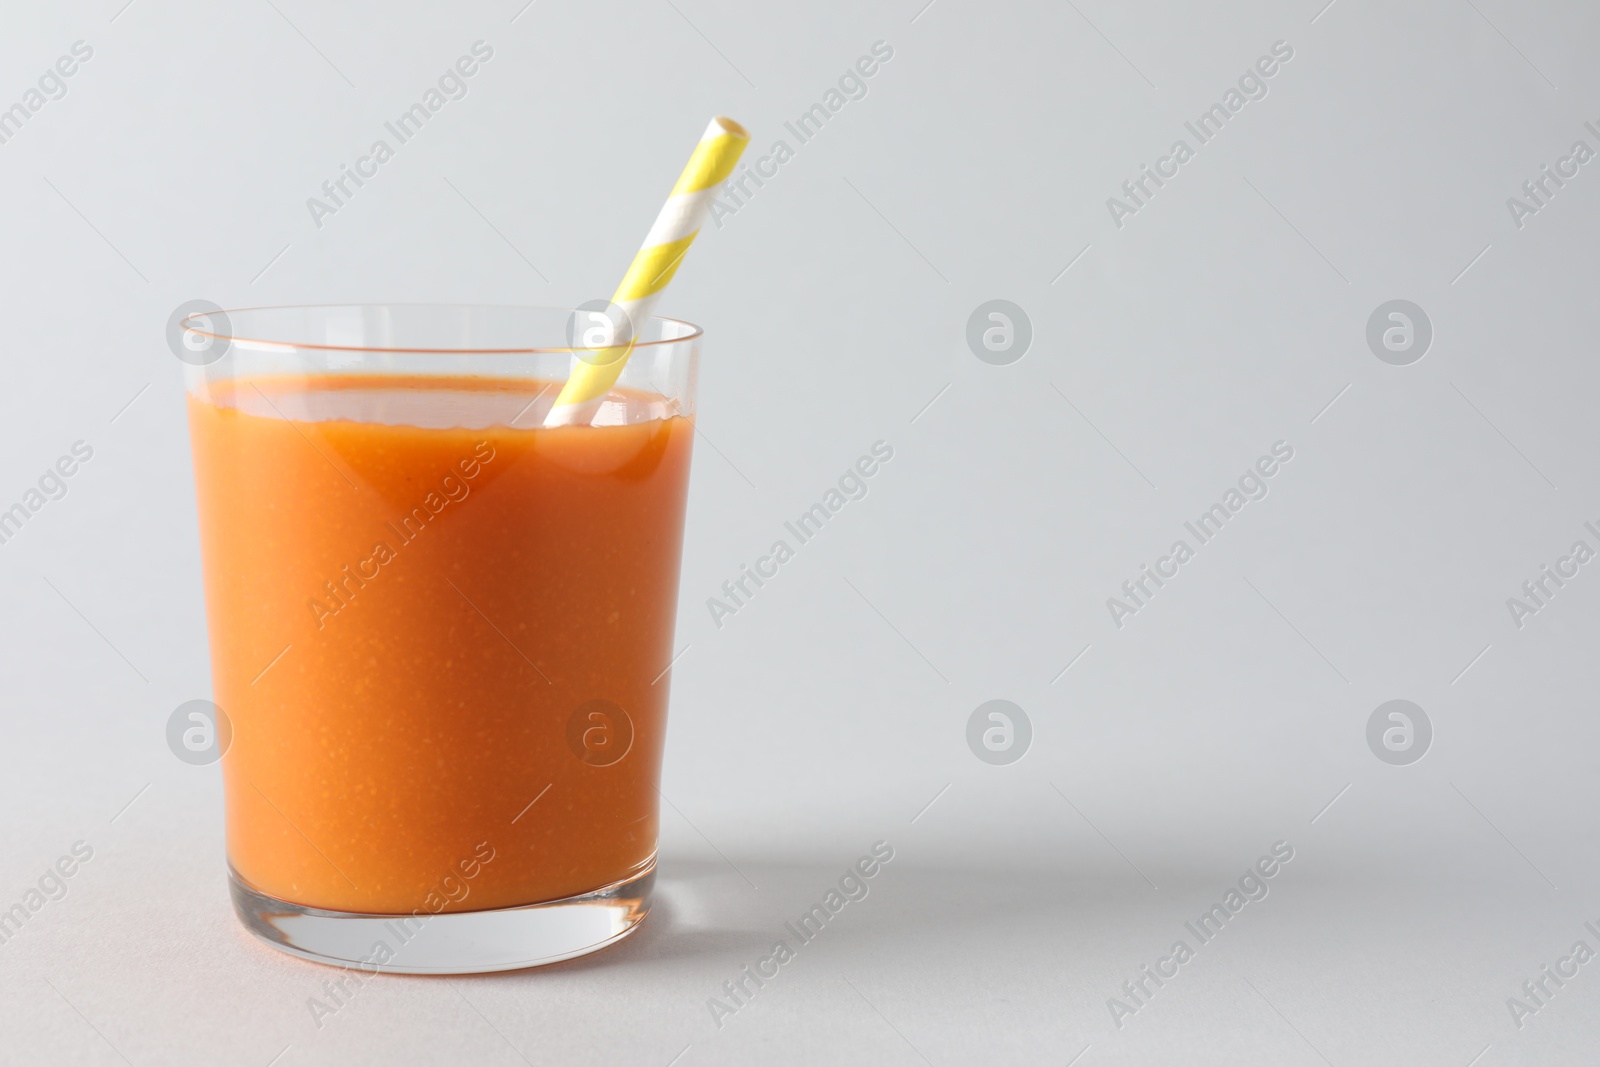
[545,116,750,427]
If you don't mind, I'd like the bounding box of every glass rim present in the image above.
[180,303,704,356]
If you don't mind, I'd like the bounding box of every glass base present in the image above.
[228,861,653,974]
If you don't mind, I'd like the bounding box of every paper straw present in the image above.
[545,116,749,427]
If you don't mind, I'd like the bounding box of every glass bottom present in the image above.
[228,860,654,974]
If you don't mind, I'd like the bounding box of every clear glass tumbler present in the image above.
[179,305,699,973]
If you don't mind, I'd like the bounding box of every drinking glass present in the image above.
[179,304,698,973]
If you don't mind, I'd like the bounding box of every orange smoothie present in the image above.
[187,374,693,914]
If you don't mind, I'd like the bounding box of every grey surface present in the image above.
[1,0,1598,1063]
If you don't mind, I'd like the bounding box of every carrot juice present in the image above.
[187,373,693,915]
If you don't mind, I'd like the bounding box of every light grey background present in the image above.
[2,0,1598,1063]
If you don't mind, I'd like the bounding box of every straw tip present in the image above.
[710,115,749,141]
